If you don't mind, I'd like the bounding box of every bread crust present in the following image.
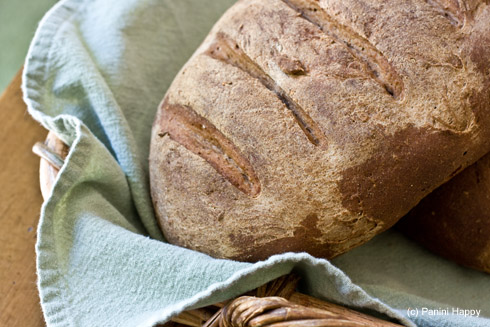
[150,0,490,261]
[398,3,490,273]
[399,152,490,273]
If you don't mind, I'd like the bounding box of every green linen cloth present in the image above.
[22,0,490,326]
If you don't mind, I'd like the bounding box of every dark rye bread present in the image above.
[399,153,490,273]
[149,0,490,262]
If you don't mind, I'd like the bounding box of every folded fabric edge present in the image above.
[142,253,415,327]
[35,118,84,326]
[22,0,82,138]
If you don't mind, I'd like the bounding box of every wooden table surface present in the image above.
[0,69,47,326]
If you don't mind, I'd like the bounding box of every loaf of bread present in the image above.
[399,152,490,273]
[149,0,490,262]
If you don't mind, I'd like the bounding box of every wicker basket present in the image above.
[33,132,403,327]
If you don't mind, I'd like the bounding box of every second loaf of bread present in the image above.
[150,0,490,262]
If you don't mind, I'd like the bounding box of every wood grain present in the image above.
[0,69,47,326]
